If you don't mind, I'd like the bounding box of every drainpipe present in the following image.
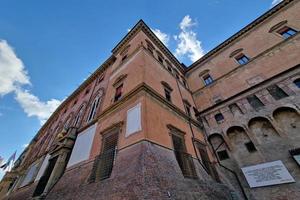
[207,137,249,200]
[197,115,249,200]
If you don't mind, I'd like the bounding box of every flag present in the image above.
[0,151,16,171]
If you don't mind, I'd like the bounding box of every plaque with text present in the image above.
[241,160,295,188]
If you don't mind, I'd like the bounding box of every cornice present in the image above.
[111,20,185,74]
[186,0,296,74]
[93,82,201,128]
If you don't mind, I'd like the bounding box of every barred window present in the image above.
[247,95,264,109]
[267,85,288,100]
[171,133,197,179]
[89,131,119,182]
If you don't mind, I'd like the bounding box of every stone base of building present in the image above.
[5,141,236,200]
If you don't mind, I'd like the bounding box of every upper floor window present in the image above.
[294,79,300,88]
[146,40,155,54]
[235,54,249,65]
[164,88,172,102]
[156,51,164,64]
[120,45,130,62]
[182,78,187,88]
[161,81,173,102]
[87,96,101,122]
[114,84,123,102]
[98,73,104,83]
[121,54,128,62]
[267,85,288,100]
[214,113,224,123]
[74,105,85,127]
[278,26,297,39]
[247,95,264,109]
[183,100,191,116]
[203,74,214,86]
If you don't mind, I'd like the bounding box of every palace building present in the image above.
[1,0,300,199]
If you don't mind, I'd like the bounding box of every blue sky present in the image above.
[0,0,282,178]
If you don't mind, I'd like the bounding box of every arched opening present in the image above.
[227,126,257,156]
[208,133,229,161]
[248,117,280,144]
[273,107,300,136]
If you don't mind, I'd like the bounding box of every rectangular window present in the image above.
[245,141,257,153]
[184,104,191,116]
[171,134,197,179]
[164,88,172,102]
[267,85,288,100]
[217,150,229,160]
[114,84,123,102]
[235,54,249,65]
[197,145,211,174]
[94,132,119,181]
[278,27,297,39]
[247,95,264,109]
[214,113,224,123]
[158,55,164,64]
[203,74,214,86]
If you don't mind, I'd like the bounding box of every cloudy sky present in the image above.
[0,0,282,178]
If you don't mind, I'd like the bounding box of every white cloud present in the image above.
[0,39,61,124]
[174,15,205,62]
[271,0,283,6]
[152,28,170,46]
[22,143,29,148]
[15,89,61,124]
[0,40,30,96]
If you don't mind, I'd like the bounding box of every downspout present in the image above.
[183,73,248,200]
[207,135,248,200]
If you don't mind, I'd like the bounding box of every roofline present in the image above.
[186,0,295,73]
[111,19,186,73]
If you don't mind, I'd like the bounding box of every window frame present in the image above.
[277,26,298,39]
[235,54,250,65]
[202,74,214,86]
[266,85,288,100]
[87,96,101,122]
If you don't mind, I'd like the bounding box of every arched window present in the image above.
[87,96,101,122]
[74,105,85,127]
[293,79,300,88]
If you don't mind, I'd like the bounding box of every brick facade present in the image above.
[1,0,300,199]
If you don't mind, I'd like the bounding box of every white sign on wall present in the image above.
[241,160,295,188]
[67,124,96,168]
[126,103,142,137]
